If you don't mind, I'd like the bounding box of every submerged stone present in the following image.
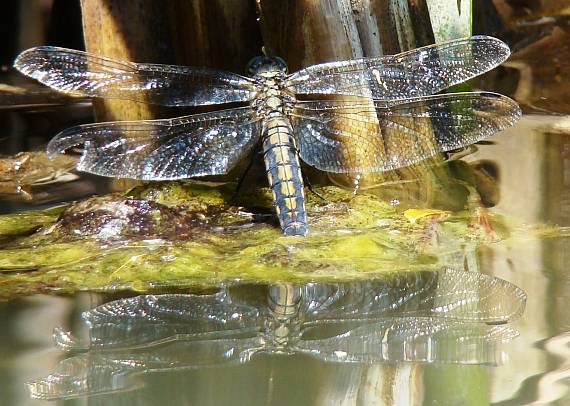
[53,195,228,241]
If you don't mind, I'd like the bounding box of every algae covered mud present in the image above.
[0,177,506,298]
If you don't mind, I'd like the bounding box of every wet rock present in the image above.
[54,195,220,241]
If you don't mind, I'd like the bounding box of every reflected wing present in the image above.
[298,318,518,365]
[14,46,255,106]
[54,293,262,351]
[29,338,263,400]
[292,92,521,173]
[47,107,261,180]
[287,36,509,99]
[302,268,527,324]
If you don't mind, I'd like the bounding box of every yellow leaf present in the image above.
[403,209,451,224]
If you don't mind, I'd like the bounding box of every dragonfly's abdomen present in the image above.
[262,117,307,236]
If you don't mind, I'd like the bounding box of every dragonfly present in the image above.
[14,36,521,236]
[28,268,526,399]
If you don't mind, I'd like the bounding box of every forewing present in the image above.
[292,92,521,173]
[14,46,255,106]
[287,36,510,99]
[47,107,261,180]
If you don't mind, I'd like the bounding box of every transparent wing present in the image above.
[287,36,510,99]
[29,338,263,400]
[14,46,256,106]
[301,268,527,324]
[298,318,518,365]
[47,107,261,180]
[53,293,262,352]
[292,92,521,173]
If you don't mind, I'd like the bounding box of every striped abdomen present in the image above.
[262,117,307,236]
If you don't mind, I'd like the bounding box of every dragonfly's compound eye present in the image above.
[270,56,287,72]
[246,56,288,76]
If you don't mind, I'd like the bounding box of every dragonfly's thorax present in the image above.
[251,72,295,119]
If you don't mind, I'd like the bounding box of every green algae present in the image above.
[0,205,65,238]
[0,181,503,299]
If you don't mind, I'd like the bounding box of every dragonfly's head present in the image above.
[246,56,287,76]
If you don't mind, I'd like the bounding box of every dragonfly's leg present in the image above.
[233,145,261,198]
[303,173,327,202]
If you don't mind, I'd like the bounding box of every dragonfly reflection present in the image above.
[14,36,521,236]
[28,268,526,400]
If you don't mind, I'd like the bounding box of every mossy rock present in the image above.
[0,181,502,299]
